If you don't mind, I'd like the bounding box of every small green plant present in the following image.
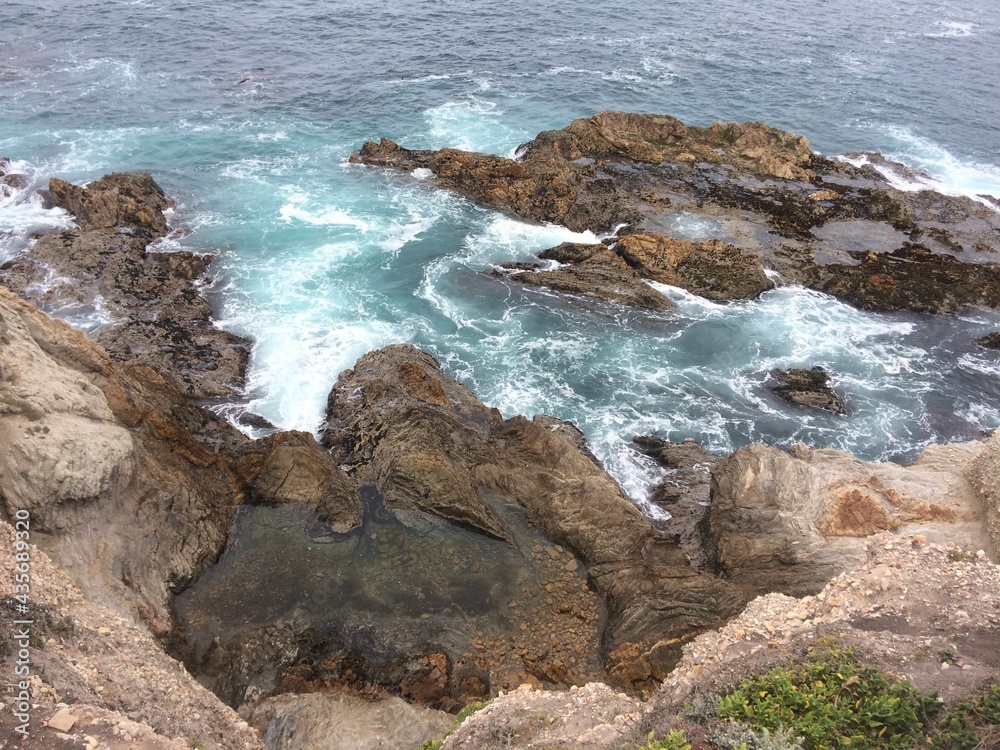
[415,700,490,750]
[455,700,488,724]
[716,657,937,749]
[946,547,976,562]
[638,728,691,750]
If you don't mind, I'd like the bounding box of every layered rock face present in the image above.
[704,440,992,597]
[0,285,246,630]
[321,345,748,689]
[0,172,251,400]
[0,284,357,635]
[353,111,1000,315]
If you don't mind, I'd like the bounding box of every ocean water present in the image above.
[3,0,1000,508]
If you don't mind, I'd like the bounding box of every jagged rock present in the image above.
[502,244,673,310]
[320,344,747,692]
[978,332,1000,349]
[49,172,173,236]
[1,172,250,400]
[704,440,993,597]
[246,693,453,750]
[615,233,772,301]
[632,436,720,563]
[770,366,845,414]
[0,286,247,631]
[353,112,1000,315]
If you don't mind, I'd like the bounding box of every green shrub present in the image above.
[716,658,937,749]
[414,700,489,750]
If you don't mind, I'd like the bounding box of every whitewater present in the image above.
[3,0,1000,508]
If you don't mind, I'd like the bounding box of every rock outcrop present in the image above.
[0,172,251,400]
[245,693,453,750]
[442,535,1000,749]
[704,440,993,597]
[233,430,362,532]
[353,111,1000,315]
[500,243,674,311]
[320,344,748,690]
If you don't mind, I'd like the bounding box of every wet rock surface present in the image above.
[320,345,748,685]
[632,436,721,565]
[499,243,674,311]
[0,172,251,400]
[353,111,1000,314]
[770,366,845,414]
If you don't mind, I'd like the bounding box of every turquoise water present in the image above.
[3,0,1000,506]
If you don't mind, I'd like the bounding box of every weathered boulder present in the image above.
[769,366,845,414]
[704,439,993,597]
[1,172,250,400]
[234,430,362,533]
[353,112,1000,315]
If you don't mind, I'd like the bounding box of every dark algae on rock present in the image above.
[0,172,251,401]
[770,366,845,414]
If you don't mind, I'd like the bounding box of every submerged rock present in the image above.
[1,171,251,400]
[977,331,1000,349]
[353,111,1000,315]
[770,366,845,414]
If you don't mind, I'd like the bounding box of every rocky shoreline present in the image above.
[354,111,1000,316]
[2,111,1000,749]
